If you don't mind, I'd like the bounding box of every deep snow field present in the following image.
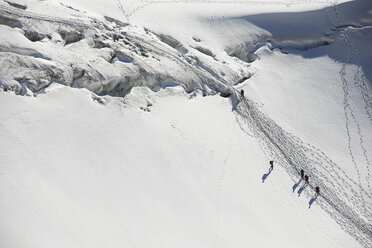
[1,0,372,247]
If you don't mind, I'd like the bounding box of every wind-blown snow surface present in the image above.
[1,0,372,247]
[0,86,363,248]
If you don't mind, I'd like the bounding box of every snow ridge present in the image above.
[0,1,90,27]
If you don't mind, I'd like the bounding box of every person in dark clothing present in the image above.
[269,160,274,171]
[300,169,304,179]
[315,186,320,195]
[240,89,244,97]
[304,175,309,184]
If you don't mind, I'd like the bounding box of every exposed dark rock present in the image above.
[59,29,84,45]
[24,31,46,42]
[194,46,215,57]
[0,14,22,28]
[5,1,27,10]
[192,37,201,42]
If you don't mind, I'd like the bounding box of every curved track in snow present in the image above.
[334,2,372,214]
[226,4,372,246]
[228,6,372,240]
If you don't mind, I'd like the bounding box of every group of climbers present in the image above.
[240,88,321,198]
[269,161,320,196]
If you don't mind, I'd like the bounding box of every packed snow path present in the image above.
[228,3,372,246]
[231,89,372,247]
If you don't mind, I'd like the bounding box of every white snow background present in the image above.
[0,0,372,247]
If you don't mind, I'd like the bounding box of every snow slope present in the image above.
[1,0,372,247]
[0,86,362,248]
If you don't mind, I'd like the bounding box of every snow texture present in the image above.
[1,0,372,247]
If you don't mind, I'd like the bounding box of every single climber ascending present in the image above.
[269,160,274,171]
[304,175,309,184]
[240,89,244,97]
[300,169,304,179]
[315,186,320,196]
